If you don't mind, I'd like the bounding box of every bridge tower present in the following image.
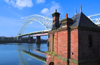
[46,9,100,65]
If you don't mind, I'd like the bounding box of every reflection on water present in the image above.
[36,43,40,51]
[0,43,48,65]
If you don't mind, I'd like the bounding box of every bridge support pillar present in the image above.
[29,36,33,42]
[35,36,41,43]
[17,37,22,41]
[35,36,41,51]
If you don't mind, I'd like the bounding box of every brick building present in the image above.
[46,9,100,65]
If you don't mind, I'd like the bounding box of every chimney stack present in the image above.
[52,9,60,30]
[61,13,72,28]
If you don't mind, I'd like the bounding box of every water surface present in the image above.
[0,43,48,65]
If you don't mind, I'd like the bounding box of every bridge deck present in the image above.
[18,30,50,37]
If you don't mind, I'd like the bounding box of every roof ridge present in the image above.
[77,12,82,26]
[79,12,100,29]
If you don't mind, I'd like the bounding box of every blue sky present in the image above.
[0,0,100,37]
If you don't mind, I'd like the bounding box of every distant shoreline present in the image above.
[0,40,47,43]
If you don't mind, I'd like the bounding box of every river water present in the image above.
[0,43,48,65]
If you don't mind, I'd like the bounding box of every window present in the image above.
[49,62,54,65]
[88,35,92,47]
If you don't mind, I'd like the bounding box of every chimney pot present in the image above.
[65,14,68,18]
[55,9,57,12]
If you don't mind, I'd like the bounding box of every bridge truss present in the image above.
[88,13,100,24]
[17,14,100,36]
[17,15,52,36]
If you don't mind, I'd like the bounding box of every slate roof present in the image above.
[71,12,100,29]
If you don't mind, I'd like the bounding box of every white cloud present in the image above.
[21,16,27,19]
[5,0,33,9]
[5,0,9,3]
[41,8,49,14]
[36,0,45,4]
[41,1,61,16]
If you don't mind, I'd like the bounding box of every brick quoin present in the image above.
[46,9,100,65]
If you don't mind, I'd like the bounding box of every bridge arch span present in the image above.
[17,15,53,36]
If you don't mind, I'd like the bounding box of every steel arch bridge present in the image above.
[17,14,100,36]
[17,15,52,36]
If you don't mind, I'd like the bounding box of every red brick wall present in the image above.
[48,29,79,65]
[46,54,68,65]
[69,62,78,65]
[49,34,53,52]
[49,30,68,58]
[47,29,68,65]
[57,30,68,58]
[46,54,54,65]
[54,57,67,65]
[78,29,100,60]
[70,29,79,60]
[47,27,100,65]
[54,32,58,55]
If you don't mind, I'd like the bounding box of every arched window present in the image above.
[49,62,54,65]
